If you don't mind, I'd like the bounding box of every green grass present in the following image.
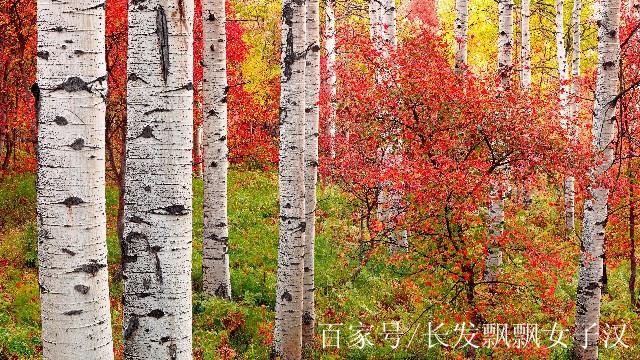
[1,170,639,359]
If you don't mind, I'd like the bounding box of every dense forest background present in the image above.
[2,0,640,358]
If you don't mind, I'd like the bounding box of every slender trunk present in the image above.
[556,0,574,233]
[202,0,231,300]
[273,0,307,358]
[566,0,581,235]
[194,125,203,178]
[573,0,620,356]
[35,0,114,358]
[369,0,381,44]
[521,0,531,89]
[326,0,337,159]
[123,1,194,358]
[484,0,513,285]
[302,0,320,348]
[454,0,469,73]
[379,0,408,254]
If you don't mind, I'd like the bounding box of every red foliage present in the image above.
[0,0,36,178]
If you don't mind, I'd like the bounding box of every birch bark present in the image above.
[326,0,337,159]
[369,0,382,44]
[556,0,575,233]
[202,0,231,300]
[273,0,307,358]
[454,0,469,73]
[123,1,194,358]
[484,0,513,285]
[573,0,619,357]
[302,0,320,348]
[565,0,582,233]
[521,0,531,89]
[36,1,114,358]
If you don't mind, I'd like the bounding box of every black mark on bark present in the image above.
[169,344,177,360]
[70,138,85,150]
[37,51,49,60]
[61,197,85,207]
[150,204,188,216]
[74,284,90,294]
[302,311,313,325]
[61,248,76,256]
[138,125,156,139]
[64,309,83,316]
[148,309,165,318]
[144,108,170,116]
[72,262,107,276]
[124,316,139,340]
[53,77,91,93]
[128,72,148,84]
[281,290,293,302]
[156,6,170,83]
[160,336,170,343]
[31,83,40,123]
[54,116,68,125]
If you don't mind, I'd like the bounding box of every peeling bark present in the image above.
[35,0,114,358]
[202,0,231,300]
[124,0,194,358]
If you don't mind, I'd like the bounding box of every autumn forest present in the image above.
[0,0,640,359]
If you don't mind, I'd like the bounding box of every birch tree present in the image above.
[273,0,307,357]
[521,0,531,89]
[123,1,194,358]
[326,0,337,159]
[483,0,513,285]
[376,0,408,254]
[454,0,469,73]
[556,0,575,233]
[202,0,231,300]
[302,0,320,348]
[565,0,582,233]
[35,0,114,358]
[573,0,619,356]
[369,0,382,43]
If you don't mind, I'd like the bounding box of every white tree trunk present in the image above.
[369,0,382,45]
[202,0,231,300]
[35,1,114,358]
[521,0,531,89]
[566,0,582,233]
[497,0,513,90]
[555,0,575,233]
[302,0,320,348]
[123,1,194,358]
[573,0,619,357]
[454,0,469,73]
[273,0,306,358]
[326,0,337,159]
[484,0,513,284]
[381,0,397,53]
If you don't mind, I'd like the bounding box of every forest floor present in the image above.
[0,169,638,359]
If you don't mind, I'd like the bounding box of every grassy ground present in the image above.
[0,170,638,359]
